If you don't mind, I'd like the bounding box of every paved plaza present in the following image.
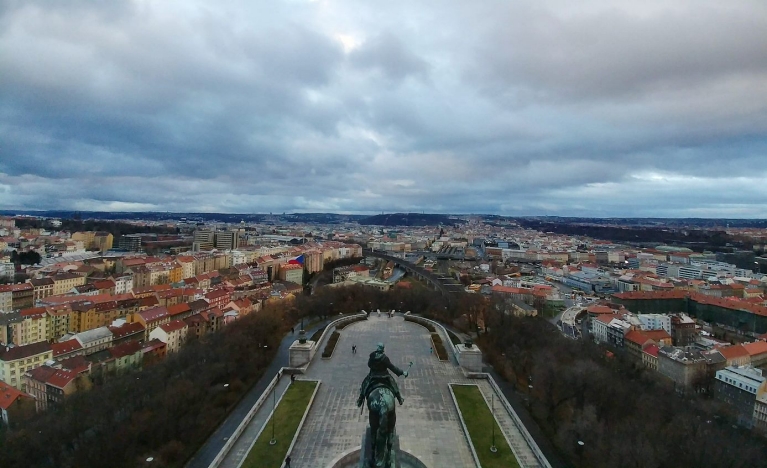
[289,313,544,468]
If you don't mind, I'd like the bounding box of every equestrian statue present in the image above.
[357,342,412,468]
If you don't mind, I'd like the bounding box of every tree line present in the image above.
[0,307,285,468]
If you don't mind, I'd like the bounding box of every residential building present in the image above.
[28,278,55,302]
[149,320,188,353]
[15,308,48,346]
[1,283,34,310]
[0,262,14,281]
[0,341,53,390]
[754,387,767,433]
[131,306,171,339]
[141,339,167,364]
[638,314,672,334]
[0,380,34,427]
[718,344,751,367]
[279,263,304,284]
[74,327,113,354]
[108,322,145,346]
[714,366,766,428]
[657,346,724,391]
[193,230,215,252]
[642,343,660,371]
[671,314,697,346]
[0,288,12,313]
[51,339,84,362]
[215,230,239,250]
[50,272,86,296]
[118,234,142,252]
[23,365,79,412]
[113,275,134,295]
[108,340,143,374]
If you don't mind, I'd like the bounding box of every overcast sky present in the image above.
[2,1,766,217]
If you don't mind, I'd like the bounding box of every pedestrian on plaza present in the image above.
[429,346,433,355]
[290,374,295,382]
[291,327,294,334]
[352,344,357,354]
[285,455,292,467]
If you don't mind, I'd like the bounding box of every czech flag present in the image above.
[289,255,304,265]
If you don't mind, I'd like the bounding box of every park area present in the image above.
[452,384,521,468]
[242,380,318,468]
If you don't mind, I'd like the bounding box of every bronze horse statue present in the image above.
[363,384,398,468]
[357,343,411,468]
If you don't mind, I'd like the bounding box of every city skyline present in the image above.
[2,1,767,217]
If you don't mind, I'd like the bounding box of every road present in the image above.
[185,319,331,468]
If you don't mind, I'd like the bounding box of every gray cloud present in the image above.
[1,0,766,217]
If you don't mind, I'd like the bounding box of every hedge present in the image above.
[309,326,326,343]
[322,331,340,358]
[431,333,449,360]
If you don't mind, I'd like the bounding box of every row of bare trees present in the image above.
[479,310,767,468]
[0,307,285,468]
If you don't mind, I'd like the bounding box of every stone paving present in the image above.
[288,313,542,468]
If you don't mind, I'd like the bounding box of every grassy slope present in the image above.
[242,380,318,468]
[452,384,521,468]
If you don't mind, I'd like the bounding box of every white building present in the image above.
[113,275,133,295]
[74,327,113,354]
[638,314,672,334]
[0,262,14,281]
[149,320,188,353]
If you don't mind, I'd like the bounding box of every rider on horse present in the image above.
[357,342,408,406]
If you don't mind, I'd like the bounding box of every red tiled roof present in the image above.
[586,305,613,314]
[643,343,660,357]
[139,296,160,308]
[58,355,91,374]
[108,322,145,339]
[20,307,47,318]
[160,320,187,333]
[743,341,767,357]
[141,339,166,353]
[0,283,33,293]
[0,341,51,361]
[205,289,229,300]
[718,344,749,360]
[0,381,31,410]
[167,303,191,317]
[51,339,83,357]
[625,330,652,346]
[138,306,169,323]
[46,369,77,389]
[109,340,142,359]
[644,329,672,342]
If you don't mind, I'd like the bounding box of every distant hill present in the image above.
[357,213,466,227]
[0,211,364,224]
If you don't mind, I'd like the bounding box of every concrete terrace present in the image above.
[288,313,543,468]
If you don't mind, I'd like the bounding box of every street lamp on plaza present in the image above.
[269,382,277,445]
[490,394,497,453]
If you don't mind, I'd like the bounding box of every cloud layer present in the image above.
[2,0,767,217]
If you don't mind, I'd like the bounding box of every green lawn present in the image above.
[242,380,318,468]
[451,385,521,468]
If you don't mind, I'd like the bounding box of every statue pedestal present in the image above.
[289,339,315,368]
[360,427,399,468]
[457,343,483,373]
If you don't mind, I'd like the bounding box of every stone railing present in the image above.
[208,368,286,468]
[486,375,552,468]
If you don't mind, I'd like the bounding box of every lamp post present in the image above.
[269,383,277,445]
[490,394,497,453]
